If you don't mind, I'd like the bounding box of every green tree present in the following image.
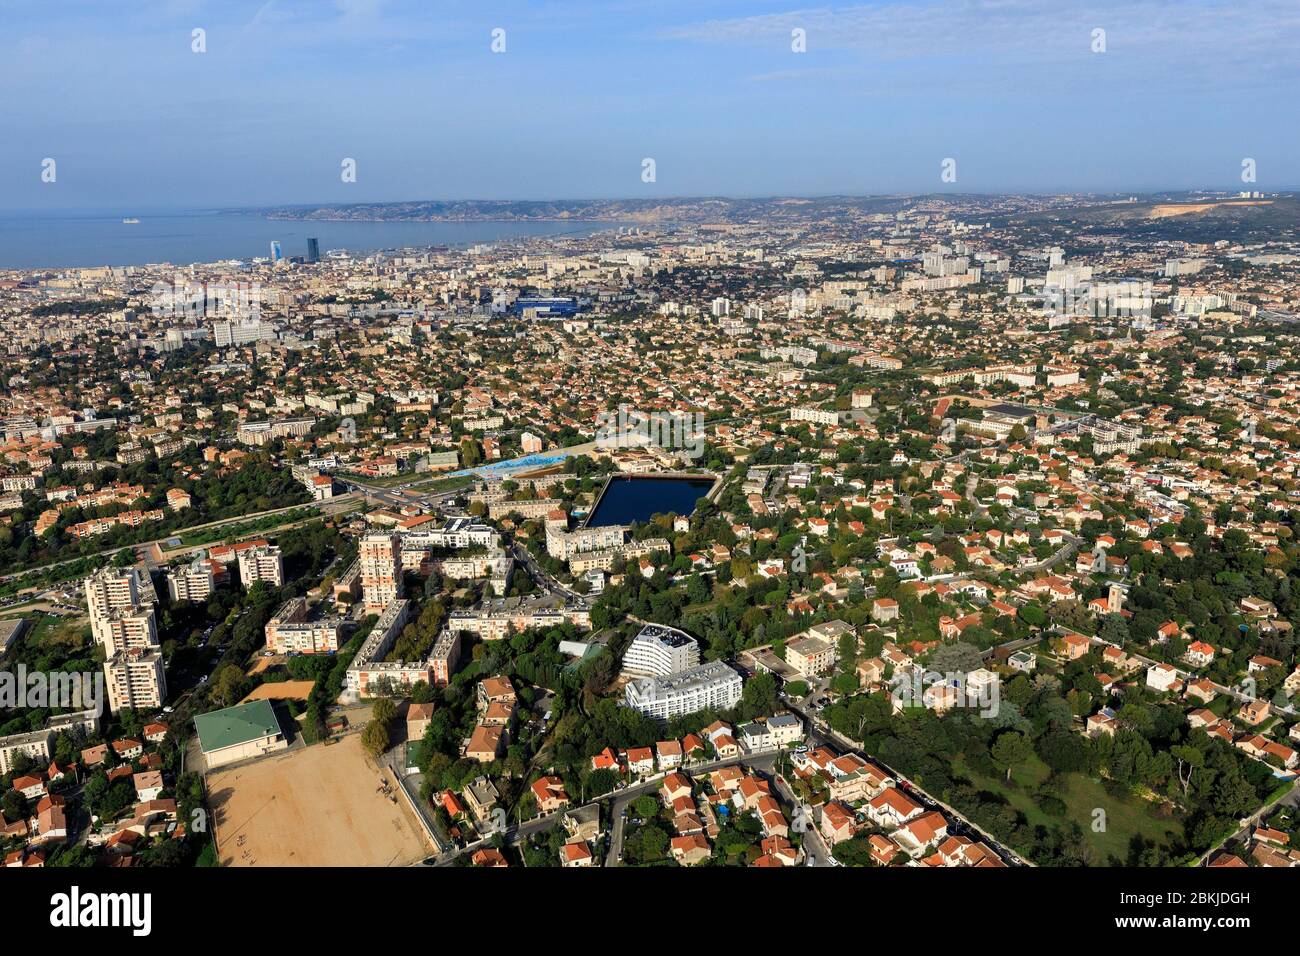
[991,731,1033,782]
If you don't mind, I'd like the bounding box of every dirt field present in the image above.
[1148,200,1272,218]
[239,679,314,702]
[208,734,431,867]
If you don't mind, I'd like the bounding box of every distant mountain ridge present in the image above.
[261,196,916,223]
[261,194,1300,241]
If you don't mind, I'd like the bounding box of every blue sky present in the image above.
[2,0,1298,209]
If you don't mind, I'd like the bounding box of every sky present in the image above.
[2,0,1299,210]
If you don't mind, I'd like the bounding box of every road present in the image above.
[0,492,361,586]
[786,698,1033,866]
[1195,781,1300,866]
[427,751,776,867]
[511,540,581,600]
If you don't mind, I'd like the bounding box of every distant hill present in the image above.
[997,196,1300,241]
[261,195,913,224]
[261,193,1300,241]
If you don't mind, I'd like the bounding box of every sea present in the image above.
[0,209,611,270]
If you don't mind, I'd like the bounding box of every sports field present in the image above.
[208,733,430,867]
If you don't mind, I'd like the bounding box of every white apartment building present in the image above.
[100,609,159,657]
[237,545,284,589]
[104,648,168,713]
[624,661,744,721]
[263,597,344,654]
[789,406,840,428]
[785,635,835,677]
[167,559,214,603]
[622,623,700,678]
[85,566,155,641]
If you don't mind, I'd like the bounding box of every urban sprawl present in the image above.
[1,193,1300,871]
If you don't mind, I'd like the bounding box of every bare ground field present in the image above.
[239,679,315,702]
[208,733,430,867]
[1148,200,1273,218]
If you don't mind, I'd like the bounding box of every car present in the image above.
[163,705,174,713]
[422,857,437,866]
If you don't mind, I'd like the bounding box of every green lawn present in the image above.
[954,754,1184,864]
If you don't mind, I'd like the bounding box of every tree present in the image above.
[1170,744,1203,797]
[928,642,983,674]
[991,731,1033,782]
[362,720,390,758]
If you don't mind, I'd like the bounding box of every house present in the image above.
[655,739,683,771]
[820,801,857,845]
[81,744,109,767]
[681,733,706,761]
[869,833,904,866]
[562,804,602,843]
[34,798,68,844]
[1237,699,1271,727]
[866,787,923,829]
[1056,632,1091,661]
[440,790,466,819]
[670,833,711,866]
[1248,655,1284,675]
[758,835,799,867]
[756,795,788,837]
[466,724,505,763]
[142,723,169,744]
[871,598,900,624]
[591,747,621,773]
[739,722,773,754]
[463,776,500,823]
[133,771,164,802]
[1145,663,1180,693]
[1007,650,1037,673]
[767,713,804,747]
[660,772,693,806]
[624,746,655,777]
[13,774,46,800]
[560,839,594,867]
[111,739,143,760]
[476,675,516,710]
[471,848,508,867]
[530,775,570,814]
[1086,710,1118,737]
[406,702,435,741]
[703,720,738,758]
[1183,641,1216,668]
[895,810,949,857]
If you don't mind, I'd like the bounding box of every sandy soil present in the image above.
[208,734,431,867]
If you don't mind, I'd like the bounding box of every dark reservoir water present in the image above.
[585,476,714,528]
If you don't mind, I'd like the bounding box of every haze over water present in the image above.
[0,210,608,270]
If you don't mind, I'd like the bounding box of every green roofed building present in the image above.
[194,699,289,769]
